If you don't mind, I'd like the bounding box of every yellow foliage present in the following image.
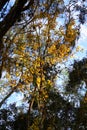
[59,44,70,54]
[76,46,83,51]
[50,58,57,64]
[84,97,87,103]
[48,44,56,54]
[84,93,87,103]
[16,72,20,77]
[10,80,17,87]
[7,12,79,118]
[65,21,77,43]
[33,43,40,50]
[47,127,52,130]
[6,73,11,79]
[47,80,52,86]
[30,67,34,74]
[29,118,40,130]
[37,77,41,88]
[34,57,41,68]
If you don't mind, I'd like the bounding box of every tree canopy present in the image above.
[0,0,87,130]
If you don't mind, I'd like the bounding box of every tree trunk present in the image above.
[0,0,34,78]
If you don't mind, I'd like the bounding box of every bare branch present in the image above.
[0,0,9,11]
[0,86,16,108]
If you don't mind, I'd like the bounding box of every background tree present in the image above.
[0,89,87,130]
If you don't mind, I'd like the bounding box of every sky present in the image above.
[75,23,87,59]
[78,24,87,49]
[67,23,87,61]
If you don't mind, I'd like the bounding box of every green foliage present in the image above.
[0,90,87,130]
[67,58,87,92]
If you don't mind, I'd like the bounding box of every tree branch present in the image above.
[0,86,17,108]
[0,0,9,11]
[0,0,34,78]
[0,0,27,40]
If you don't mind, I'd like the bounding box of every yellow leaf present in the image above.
[47,80,52,86]
[48,44,56,54]
[6,73,11,79]
[76,46,83,51]
[33,43,39,50]
[37,77,41,87]
[16,72,20,76]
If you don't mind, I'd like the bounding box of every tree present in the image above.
[0,0,87,129]
[0,89,87,130]
[67,58,87,92]
[0,0,36,78]
[1,0,87,78]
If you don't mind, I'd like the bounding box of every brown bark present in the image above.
[0,0,35,40]
[0,0,27,40]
